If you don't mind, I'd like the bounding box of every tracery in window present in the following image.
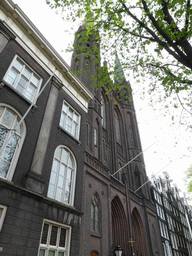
[0,104,26,180]
[48,146,76,206]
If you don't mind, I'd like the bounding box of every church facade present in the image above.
[71,24,163,256]
[0,0,164,255]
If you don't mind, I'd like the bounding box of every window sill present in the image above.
[47,196,77,211]
[58,126,81,145]
[102,126,107,131]
[3,80,37,106]
[91,231,101,238]
[116,141,122,147]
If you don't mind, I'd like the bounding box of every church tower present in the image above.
[71,22,100,94]
[113,53,150,198]
[71,24,163,256]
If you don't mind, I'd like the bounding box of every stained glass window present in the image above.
[39,221,70,256]
[0,105,25,180]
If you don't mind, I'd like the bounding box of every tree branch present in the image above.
[161,0,181,35]
[164,0,192,57]
[120,1,192,70]
[184,0,191,35]
[147,63,192,85]
[147,0,192,58]
[141,0,192,61]
[111,23,156,41]
[176,92,192,115]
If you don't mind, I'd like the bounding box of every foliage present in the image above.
[46,0,192,112]
[184,164,192,192]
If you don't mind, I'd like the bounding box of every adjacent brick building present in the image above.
[151,173,192,256]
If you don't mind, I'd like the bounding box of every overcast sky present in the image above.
[12,0,192,197]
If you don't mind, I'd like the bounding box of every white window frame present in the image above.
[59,101,81,140]
[0,103,26,181]
[47,146,77,207]
[3,55,42,103]
[0,204,7,231]
[38,219,71,256]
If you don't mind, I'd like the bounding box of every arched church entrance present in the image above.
[111,196,131,255]
[131,208,148,256]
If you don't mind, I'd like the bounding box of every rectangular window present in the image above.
[59,101,81,140]
[3,55,42,102]
[38,220,71,256]
[0,204,7,231]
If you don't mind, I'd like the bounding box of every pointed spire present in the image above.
[114,52,126,83]
[113,52,134,107]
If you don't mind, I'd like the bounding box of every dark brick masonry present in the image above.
[0,180,82,256]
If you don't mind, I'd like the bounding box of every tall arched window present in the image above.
[114,110,121,144]
[101,95,106,129]
[48,146,76,206]
[0,104,26,180]
[91,195,99,232]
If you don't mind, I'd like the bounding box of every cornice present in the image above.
[0,0,93,109]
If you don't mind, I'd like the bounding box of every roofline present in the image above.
[0,0,93,101]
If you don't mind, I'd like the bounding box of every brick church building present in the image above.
[0,0,163,255]
[71,24,163,256]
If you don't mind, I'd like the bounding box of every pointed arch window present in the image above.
[91,195,99,232]
[48,146,76,206]
[114,110,121,144]
[101,95,106,128]
[0,104,26,180]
